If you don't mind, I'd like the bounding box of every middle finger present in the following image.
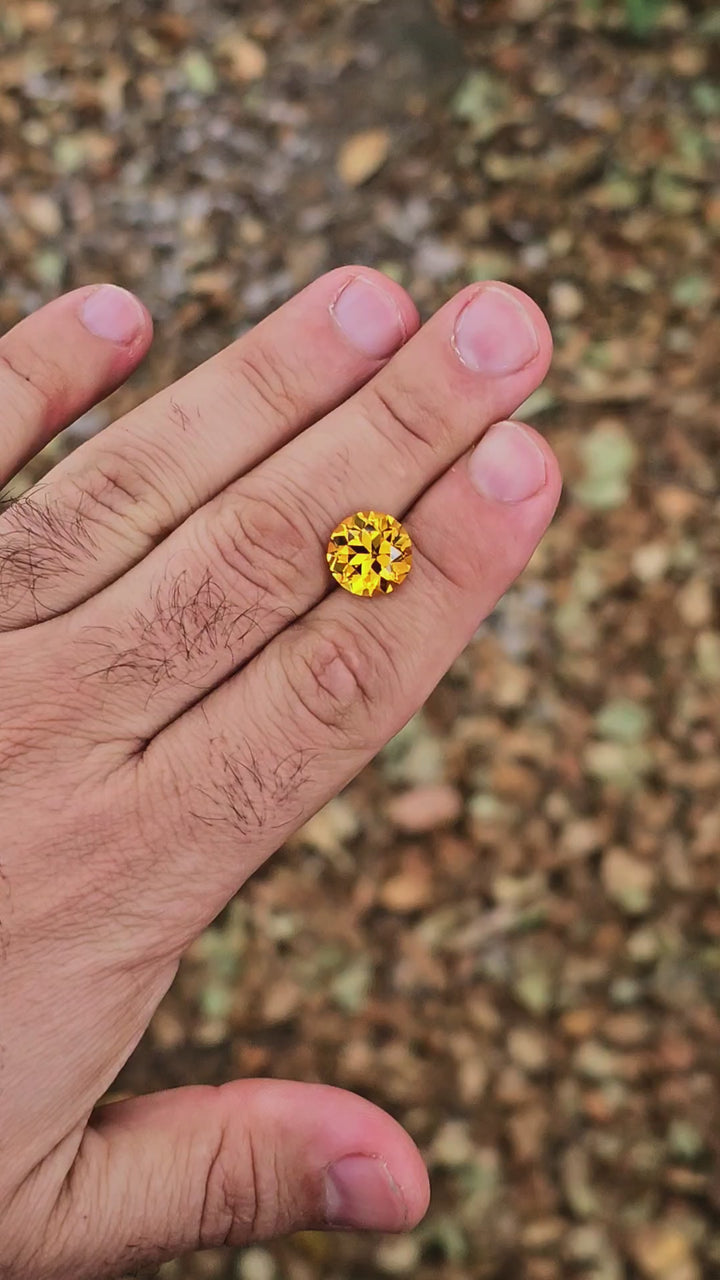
[64,282,550,744]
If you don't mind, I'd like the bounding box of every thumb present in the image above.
[31,1080,430,1279]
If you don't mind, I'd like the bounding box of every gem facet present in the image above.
[327,511,413,598]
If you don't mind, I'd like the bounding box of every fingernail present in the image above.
[325,1155,408,1231]
[331,276,407,359]
[80,285,145,344]
[453,286,539,375]
[469,420,547,503]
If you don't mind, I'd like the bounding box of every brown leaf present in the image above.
[337,128,391,186]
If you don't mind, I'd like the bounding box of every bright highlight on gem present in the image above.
[327,511,413,598]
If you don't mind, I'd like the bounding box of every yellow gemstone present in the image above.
[327,511,413,598]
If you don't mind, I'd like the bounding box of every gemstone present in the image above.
[327,511,413,598]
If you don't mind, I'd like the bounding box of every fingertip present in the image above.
[319,1083,431,1230]
[326,264,421,345]
[132,292,154,347]
[245,1078,430,1232]
[512,419,563,510]
[401,1152,432,1228]
[325,1150,430,1233]
[483,281,553,358]
[78,283,152,352]
[450,280,553,380]
[350,264,421,340]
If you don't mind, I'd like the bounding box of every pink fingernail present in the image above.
[325,1154,408,1231]
[330,276,407,359]
[453,286,539,375]
[80,285,145,344]
[469,420,547,503]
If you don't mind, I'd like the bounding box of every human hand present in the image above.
[0,269,559,1277]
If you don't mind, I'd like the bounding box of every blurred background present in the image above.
[2,0,719,1276]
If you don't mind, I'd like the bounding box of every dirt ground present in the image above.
[2,0,720,1276]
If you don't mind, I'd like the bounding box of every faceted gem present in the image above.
[327,511,413,598]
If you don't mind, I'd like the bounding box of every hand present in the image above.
[0,269,560,1278]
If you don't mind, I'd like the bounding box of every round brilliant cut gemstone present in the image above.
[326,511,412,598]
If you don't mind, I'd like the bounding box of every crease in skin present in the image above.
[0,859,10,964]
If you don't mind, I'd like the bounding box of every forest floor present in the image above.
[2,0,719,1276]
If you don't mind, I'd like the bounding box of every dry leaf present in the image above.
[337,128,391,186]
[219,34,267,82]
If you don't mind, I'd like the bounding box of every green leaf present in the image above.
[182,50,218,95]
[516,387,556,418]
[514,968,553,1014]
[624,0,666,36]
[692,81,720,117]
[667,1120,704,1161]
[671,274,715,308]
[452,71,510,139]
[331,957,373,1013]
[419,1216,469,1262]
[595,698,652,744]
[33,249,65,288]
[574,420,638,511]
[200,981,233,1021]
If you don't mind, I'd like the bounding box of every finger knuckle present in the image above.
[197,1106,293,1247]
[73,443,176,543]
[232,340,302,425]
[281,616,393,744]
[364,374,449,459]
[208,488,312,601]
[198,1119,247,1247]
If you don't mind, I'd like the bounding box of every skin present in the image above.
[0,268,561,1278]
